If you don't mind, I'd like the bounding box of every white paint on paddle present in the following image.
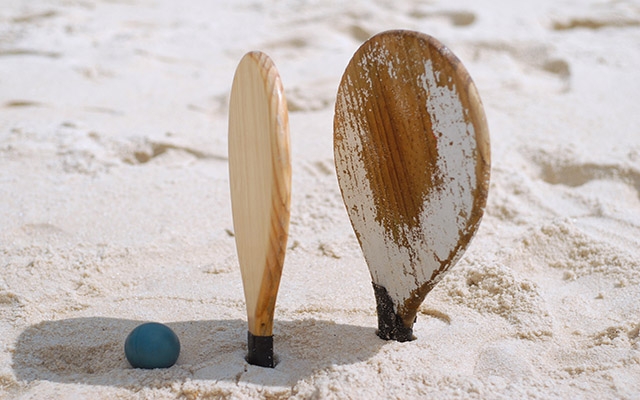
[418,59,477,262]
[335,54,477,310]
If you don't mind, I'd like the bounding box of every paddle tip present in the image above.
[246,331,275,368]
[373,283,417,342]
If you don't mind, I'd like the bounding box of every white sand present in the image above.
[1,0,639,398]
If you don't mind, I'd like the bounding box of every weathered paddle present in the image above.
[228,51,291,367]
[334,30,490,341]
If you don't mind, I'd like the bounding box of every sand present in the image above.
[1,0,639,398]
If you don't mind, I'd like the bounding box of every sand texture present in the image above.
[1,0,640,399]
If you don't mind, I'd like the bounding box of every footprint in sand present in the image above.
[510,219,640,285]
[463,41,571,92]
[529,148,640,226]
[550,1,640,31]
[118,138,227,166]
[408,9,477,27]
[443,263,554,340]
[535,152,640,192]
[2,100,46,108]
[286,80,336,112]
[301,159,334,178]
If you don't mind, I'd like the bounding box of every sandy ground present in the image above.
[1,0,640,398]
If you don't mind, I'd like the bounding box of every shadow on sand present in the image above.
[12,317,383,388]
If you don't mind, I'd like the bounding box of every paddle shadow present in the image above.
[12,317,383,388]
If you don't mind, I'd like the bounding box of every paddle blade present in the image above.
[334,30,490,340]
[228,51,291,364]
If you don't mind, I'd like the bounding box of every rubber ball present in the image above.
[124,322,180,369]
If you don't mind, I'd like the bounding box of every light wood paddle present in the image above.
[334,30,490,341]
[228,51,291,367]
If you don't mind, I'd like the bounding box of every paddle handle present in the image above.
[247,331,274,368]
[373,283,416,342]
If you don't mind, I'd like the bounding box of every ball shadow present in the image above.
[12,317,383,388]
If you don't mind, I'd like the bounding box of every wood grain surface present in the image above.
[334,30,490,333]
[229,51,291,337]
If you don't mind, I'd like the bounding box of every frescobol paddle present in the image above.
[334,30,490,341]
[228,51,291,367]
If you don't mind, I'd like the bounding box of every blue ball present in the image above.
[124,322,180,369]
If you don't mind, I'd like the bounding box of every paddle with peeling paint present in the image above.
[229,51,291,367]
[334,30,490,341]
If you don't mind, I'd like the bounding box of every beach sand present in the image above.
[1,0,639,398]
